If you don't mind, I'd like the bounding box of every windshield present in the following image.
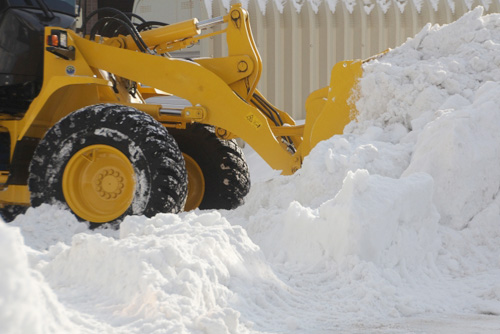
[8,0,76,16]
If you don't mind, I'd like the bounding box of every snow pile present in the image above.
[2,6,500,334]
[37,211,268,333]
[355,7,500,230]
[0,218,100,334]
[0,222,55,334]
[248,171,440,266]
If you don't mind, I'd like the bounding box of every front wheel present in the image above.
[28,104,187,224]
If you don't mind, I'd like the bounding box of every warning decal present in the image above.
[246,112,262,129]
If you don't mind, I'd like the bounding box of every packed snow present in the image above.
[2,6,500,334]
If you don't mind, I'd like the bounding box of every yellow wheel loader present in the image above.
[0,0,367,224]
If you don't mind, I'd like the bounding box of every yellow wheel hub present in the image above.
[62,144,135,223]
[183,153,205,211]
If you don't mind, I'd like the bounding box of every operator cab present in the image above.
[0,0,77,116]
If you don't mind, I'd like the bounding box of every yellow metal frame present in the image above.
[0,3,370,208]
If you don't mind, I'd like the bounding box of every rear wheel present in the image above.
[169,124,250,210]
[182,153,205,211]
[28,104,187,225]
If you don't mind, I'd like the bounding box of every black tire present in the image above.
[28,104,187,224]
[0,205,28,223]
[168,124,250,210]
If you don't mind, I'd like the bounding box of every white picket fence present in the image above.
[199,0,500,119]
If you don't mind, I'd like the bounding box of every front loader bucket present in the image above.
[301,59,363,156]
